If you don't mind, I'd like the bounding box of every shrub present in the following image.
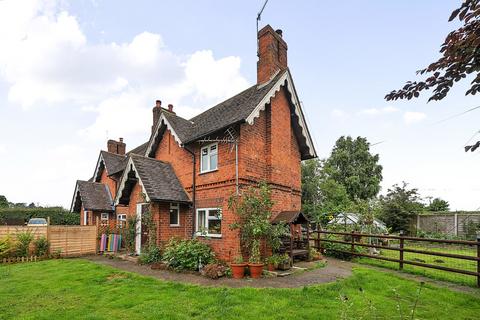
[162,238,214,271]
[322,238,366,261]
[202,263,227,279]
[16,231,34,257]
[138,246,162,265]
[0,235,15,258]
[0,207,79,225]
[33,236,50,257]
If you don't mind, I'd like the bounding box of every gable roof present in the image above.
[70,180,114,212]
[145,69,317,160]
[115,154,191,205]
[92,151,126,182]
[271,211,309,224]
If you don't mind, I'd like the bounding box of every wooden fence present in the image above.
[311,230,480,287]
[0,225,97,257]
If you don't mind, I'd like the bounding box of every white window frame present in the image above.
[83,210,89,225]
[196,208,222,238]
[169,203,180,227]
[200,143,218,173]
[101,213,109,221]
[117,214,127,228]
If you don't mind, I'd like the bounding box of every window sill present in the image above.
[169,224,180,227]
[199,169,218,175]
[195,233,222,239]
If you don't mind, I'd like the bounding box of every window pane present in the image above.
[169,209,179,225]
[209,153,217,170]
[208,219,221,235]
[198,210,206,232]
[202,148,208,156]
[210,144,217,154]
[201,154,209,171]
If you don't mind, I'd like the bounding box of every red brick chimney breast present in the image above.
[257,25,288,85]
[107,138,126,155]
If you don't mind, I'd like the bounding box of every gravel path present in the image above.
[85,255,353,288]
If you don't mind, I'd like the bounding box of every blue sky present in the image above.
[0,0,479,210]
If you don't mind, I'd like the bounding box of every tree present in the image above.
[379,182,425,233]
[301,159,352,224]
[324,136,383,201]
[427,197,450,212]
[386,0,480,102]
[0,195,8,208]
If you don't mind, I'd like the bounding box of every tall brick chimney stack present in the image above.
[257,25,288,85]
[107,138,126,155]
[152,100,162,134]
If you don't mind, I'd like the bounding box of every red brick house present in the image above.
[70,25,317,261]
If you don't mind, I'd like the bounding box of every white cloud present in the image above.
[403,111,427,125]
[331,109,347,118]
[359,106,399,115]
[0,0,249,140]
[0,145,6,154]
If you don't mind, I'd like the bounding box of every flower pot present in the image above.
[267,263,275,272]
[230,263,247,279]
[248,263,264,279]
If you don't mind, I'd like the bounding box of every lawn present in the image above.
[1,259,479,319]
[357,243,478,287]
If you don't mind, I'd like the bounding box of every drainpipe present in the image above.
[184,145,196,238]
[235,141,239,195]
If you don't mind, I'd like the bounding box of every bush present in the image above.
[0,207,79,225]
[16,231,34,257]
[322,238,366,261]
[0,235,15,258]
[33,236,50,257]
[201,263,227,279]
[162,238,215,271]
[138,246,162,265]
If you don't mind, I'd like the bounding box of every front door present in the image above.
[135,203,149,255]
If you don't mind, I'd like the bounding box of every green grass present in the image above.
[1,259,479,319]
[357,243,478,287]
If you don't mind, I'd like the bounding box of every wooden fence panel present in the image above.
[48,226,97,257]
[0,226,47,240]
[0,225,97,257]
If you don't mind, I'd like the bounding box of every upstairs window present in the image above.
[117,214,127,228]
[200,143,218,173]
[169,203,180,226]
[100,213,109,227]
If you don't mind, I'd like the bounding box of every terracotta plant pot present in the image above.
[267,263,275,271]
[230,263,247,279]
[248,263,264,279]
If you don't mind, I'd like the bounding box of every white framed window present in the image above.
[196,208,222,237]
[169,203,180,226]
[117,214,127,228]
[100,213,109,226]
[200,143,218,173]
[83,210,89,225]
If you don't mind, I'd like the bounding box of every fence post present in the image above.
[477,233,480,287]
[318,229,322,253]
[351,231,355,257]
[399,230,404,270]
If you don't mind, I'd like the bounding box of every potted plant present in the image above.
[230,255,247,279]
[266,254,282,271]
[276,253,291,271]
[247,240,264,279]
[228,182,286,280]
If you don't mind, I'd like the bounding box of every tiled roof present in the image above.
[119,154,190,203]
[71,180,114,212]
[271,211,309,224]
[184,70,285,143]
[100,151,125,175]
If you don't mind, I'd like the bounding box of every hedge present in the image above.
[0,207,79,225]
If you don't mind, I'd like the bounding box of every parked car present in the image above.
[27,218,48,226]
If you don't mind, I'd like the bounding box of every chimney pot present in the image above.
[168,104,173,112]
[275,29,283,37]
[119,137,123,142]
[155,100,161,108]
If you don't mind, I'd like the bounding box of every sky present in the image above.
[0,0,479,210]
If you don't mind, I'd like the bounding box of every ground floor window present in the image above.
[117,214,127,228]
[100,213,109,227]
[169,203,180,226]
[196,208,222,237]
[83,210,89,225]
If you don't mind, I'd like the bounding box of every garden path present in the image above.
[85,255,353,288]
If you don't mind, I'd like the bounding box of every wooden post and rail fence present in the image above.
[311,230,480,287]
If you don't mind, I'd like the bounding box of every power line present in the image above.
[430,105,480,126]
